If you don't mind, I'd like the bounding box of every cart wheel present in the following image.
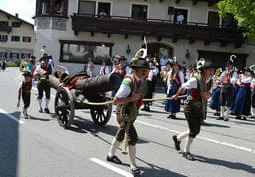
[90,99,112,126]
[54,87,74,129]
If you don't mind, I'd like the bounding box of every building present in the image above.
[33,0,254,73]
[0,9,35,60]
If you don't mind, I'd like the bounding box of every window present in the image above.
[79,0,96,15]
[23,36,32,42]
[60,40,113,64]
[10,52,20,59]
[222,13,238,28]
[0,52,7,58]
[208,11,219,27]
[131,4,148,20]
[0,35,8,42]
[0,21,8,27]
[11,36,20,42]
[174,9,188,24]
[98,2,111,17]
[21,53,31,58]
[12,22,21,27]
[36,0,68,17]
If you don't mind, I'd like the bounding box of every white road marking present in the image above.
[90,158,133,177]
[0,108,24,124]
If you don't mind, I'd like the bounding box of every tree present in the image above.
[218,0,255,40]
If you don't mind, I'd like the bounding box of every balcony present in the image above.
[71,13,246,48]
[0,26,12,33]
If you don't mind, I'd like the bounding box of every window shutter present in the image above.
[79,1,96,15]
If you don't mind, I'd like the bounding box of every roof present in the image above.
[0,9,34,27]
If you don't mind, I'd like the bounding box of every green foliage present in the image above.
[7,61,20,67]
[218,0,255,40]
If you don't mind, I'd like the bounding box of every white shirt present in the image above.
[177,14,184,24]
[182,77,213,93]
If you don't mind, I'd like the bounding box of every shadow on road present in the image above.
[196,155,255,174]
[0,111,21,177]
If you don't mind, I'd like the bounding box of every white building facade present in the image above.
[34,0,254,73]
[0,9,35,60]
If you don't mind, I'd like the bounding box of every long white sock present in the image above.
[45,99,50,108]
[220,106,225,117]
[225,107,230,119]
[251,108,255,116]
[128,145,136,169]
[108,138,121,157]
[177,130,189,141]
[38,99,42,108]
[184,136,193,153]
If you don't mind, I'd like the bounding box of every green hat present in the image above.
[130,57,148,69]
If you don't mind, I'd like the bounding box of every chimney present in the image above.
[15,13,19,18]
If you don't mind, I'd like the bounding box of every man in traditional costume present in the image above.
[106,57,148,176]
[172,58,215,161]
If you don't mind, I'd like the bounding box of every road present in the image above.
[0,67,254,177]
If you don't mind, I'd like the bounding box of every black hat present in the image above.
[130,57,148,69]
[196,58,215,70]
[23,71,32,77]
[114,55,126,61]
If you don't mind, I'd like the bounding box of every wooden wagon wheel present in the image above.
[90,98,112,126]
[54,87,75,129]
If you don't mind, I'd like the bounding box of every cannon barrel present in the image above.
[75,73,122,94]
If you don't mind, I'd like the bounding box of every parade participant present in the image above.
[142,60,158,111]
[17,71,33,119]
[209,68,222,116]
[250,70,255,118]
[86,58,95,77]
[99,59,110,75]
[111,55,128,97]
[106,57,148,176]
[217,56,237,121]
[165,58,184,119]
[172,58,215,161]
[232,68,252,120]
[35,54,53,113]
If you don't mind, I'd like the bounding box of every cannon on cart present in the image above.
[37,67,122,129]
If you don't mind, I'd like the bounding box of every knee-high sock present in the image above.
[225,107,230,119]
[128,145,136,169]
[108,138,121,157]
[38,99,42,108]
[45,99,50,108]
[251,108,255,116]
[220,106,225,117]
[184,136,193,153]
[177,130,189,141]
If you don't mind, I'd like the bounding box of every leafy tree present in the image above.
[218,0,255,40]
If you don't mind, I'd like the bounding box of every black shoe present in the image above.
[44,108,50,114]
[224,117,229,121]
[167,115,172,119]
[39,107,43,113]
[131,167,141,177]
[235,115,241,119]
[171,115,176,119]
[172,135,181,151]
[183,152,195,161]
[216,116,223,120]
[106,155,122,164]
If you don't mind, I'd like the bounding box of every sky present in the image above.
[0,0,36,24]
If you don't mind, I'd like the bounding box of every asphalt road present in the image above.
[0,67,254,177]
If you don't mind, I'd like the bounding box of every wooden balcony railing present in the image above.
[0,26,12,33]
[71,13,246,48]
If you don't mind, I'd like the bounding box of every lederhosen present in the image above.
[115,75,145,145]
[184,76,213,138]
[22,81,32,109]
[220,70,234,107]
[37,64,52,99]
